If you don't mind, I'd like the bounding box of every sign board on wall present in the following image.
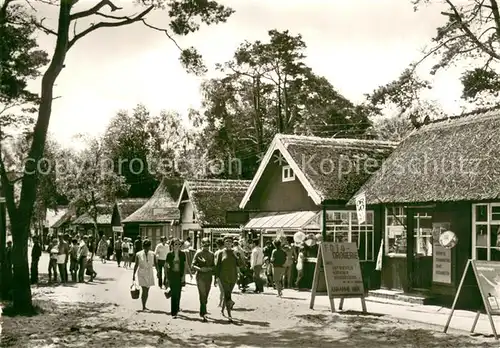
[310,242,366,313]
[112,226,123,232]
[432,222,452,284]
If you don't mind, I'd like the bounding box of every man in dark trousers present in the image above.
[31,236,42,284]
[134,236,142,261]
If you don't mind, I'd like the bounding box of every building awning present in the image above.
[244,211,320,230]
[210,228,241,234]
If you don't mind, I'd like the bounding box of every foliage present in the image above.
[0,1,48,107]
[0,0,234,313]
[102,104,195,197]
[413,0,500,105]
[196,30,372,178]
[57,136,129,231]
[371,114,414,142]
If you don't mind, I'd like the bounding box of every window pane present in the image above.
[366,212,374,224]
[415,227,432,256]
[367,230,373,261]
[492,206,500,221]
[357,229,366,261]
[476,225,488,247]
[476,205,488,222]
[477,248,488,260]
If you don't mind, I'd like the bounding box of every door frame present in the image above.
[406,207,434,291]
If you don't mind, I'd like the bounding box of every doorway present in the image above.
[409,209,433,290]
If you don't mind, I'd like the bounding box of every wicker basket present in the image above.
[130,283,140,299]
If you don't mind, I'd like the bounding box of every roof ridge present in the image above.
[275,133,398,146]
[426,105,500,127]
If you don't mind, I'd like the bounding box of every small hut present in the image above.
[110,198,149,240]
[122,178,182,248]
[177,179,251,249]
[71,204,113,238]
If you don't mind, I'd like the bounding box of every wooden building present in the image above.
[177,178,250,250]
[239,134,396,289]
[49,209,75,238]
[348,109,500,306]
[122,178,182,248]
[71,205,113,238]
[110,198,149,240]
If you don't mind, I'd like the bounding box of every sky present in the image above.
[27,0,461,147]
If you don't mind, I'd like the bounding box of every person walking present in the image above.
[77,236,89,283]
[97,235,108,263]
[69,238,79,282]
[250,239,264,293]
[165,238,186,318]
[134,236,142,260]
[122,238,130,269]
[213,238,225,307]
[270,240,287,297]
[127,238,134,268]
[114,237,123,267]
[132,239,156,311]
[283,243,294,288]
[154,236,169,288]
[215,236,244,321]
[191,237,214,321]
[30,236,42,284]
[48,239,59,283]
[57,234,69,283]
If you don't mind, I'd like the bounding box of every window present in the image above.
[385,207,433,257]
[473,203,500,261]
[282,165,295,182]
[140,225,164,249]
[324,210,374,261]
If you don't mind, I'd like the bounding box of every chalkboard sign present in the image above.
[309,242,366,313]
[444,259,500,339]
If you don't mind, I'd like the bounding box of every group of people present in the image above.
[132,235,249,322]
[34,233,97,284]
[96,235,134,268]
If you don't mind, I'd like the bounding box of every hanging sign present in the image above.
[444,259,500,339]
[310,242,367,313]
[355,193,366,224]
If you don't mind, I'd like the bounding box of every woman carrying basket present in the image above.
[132,239,156,311]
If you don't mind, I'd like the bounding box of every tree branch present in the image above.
[33,18,58,36]
[489,0,500,43]
[445,0,500,59]
[68,5,154,50]
[70,0,121,20]
[140,19,182,51]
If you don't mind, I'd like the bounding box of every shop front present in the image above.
[347,108,500,306]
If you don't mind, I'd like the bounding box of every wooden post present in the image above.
[321,205,327,241]
[444,260,469,334]
[470,311,480,334]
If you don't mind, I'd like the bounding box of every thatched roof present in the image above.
[72,204,113,225]
[51,210,75,229]
[122,178,180,223]
[179,179,251,226]
[45,207,68,228]
[114,198,149,221]
[240,134,396,207]
[349,109,500,205]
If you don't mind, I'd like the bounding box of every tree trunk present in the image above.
[10,216,32,313]
[9,2,72,313]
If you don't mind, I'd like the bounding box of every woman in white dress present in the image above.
[132,239,156,310]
